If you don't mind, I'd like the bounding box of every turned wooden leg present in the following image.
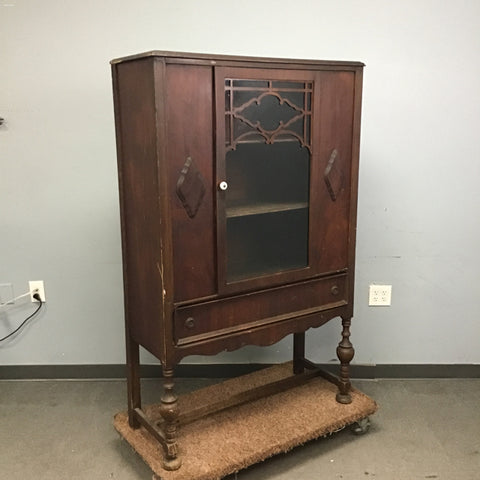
[159,368,181,470]
[125,331,141,429]
[293,332,305,374]
[336,316,355,404]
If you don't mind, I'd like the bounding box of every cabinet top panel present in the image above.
[110,50,364,69]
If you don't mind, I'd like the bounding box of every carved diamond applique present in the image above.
[176,157,206,218]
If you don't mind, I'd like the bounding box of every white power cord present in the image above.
[0,290,37,309]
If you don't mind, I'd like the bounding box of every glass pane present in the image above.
[227,208,309,281]
[272,81,305,89]
[226,143,309,209]
[232,89,260,109]
[223,77,312,283]
[225,142,310,282]
[233,79,269,88]
[281,90,304,109]
[241,94,298,131]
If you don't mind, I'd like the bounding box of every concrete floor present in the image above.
[1,377,479,479]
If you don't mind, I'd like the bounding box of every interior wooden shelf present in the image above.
[233,138,304,145]
[226,201,308,218]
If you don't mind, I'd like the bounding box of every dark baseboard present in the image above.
[1,363,479,380]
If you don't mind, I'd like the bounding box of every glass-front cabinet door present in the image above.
[215,67,353,294]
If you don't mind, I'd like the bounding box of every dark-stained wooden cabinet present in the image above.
[111,51,364,470]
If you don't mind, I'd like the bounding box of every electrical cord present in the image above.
[0,290,34,308]
[0,293,43,342]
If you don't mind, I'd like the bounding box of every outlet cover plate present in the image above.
[29,281,46,302]
[369,284,392,306]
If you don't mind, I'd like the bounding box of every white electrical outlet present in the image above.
[369,284,392,306]
[29,281,46,302]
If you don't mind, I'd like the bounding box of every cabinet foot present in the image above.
[128,414,141,430]
[335,392,352,404]
[162,455,182,471]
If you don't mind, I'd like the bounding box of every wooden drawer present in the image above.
[174,274,347,344]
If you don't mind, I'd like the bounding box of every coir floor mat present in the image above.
[114,363,378,480]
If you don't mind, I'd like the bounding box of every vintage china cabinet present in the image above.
[111,51,364,470]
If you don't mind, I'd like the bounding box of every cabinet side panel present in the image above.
[165,64,216,302]
[313,71,355,273]
[113,59,164,359]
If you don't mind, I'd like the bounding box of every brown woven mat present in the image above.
[114,363,377,480]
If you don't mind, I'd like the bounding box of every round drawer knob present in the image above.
[331,285,340,296]
[218,181,228,191]
[185,317,195,329]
